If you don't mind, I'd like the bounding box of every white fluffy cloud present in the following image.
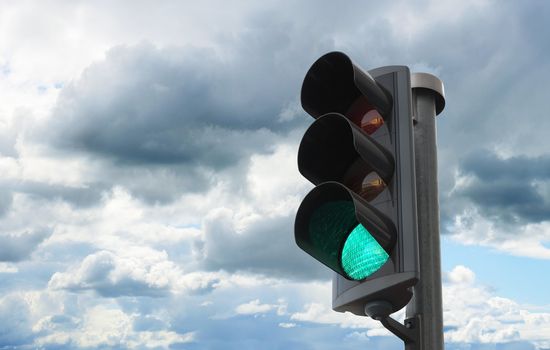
[0,262,18,273]
[278,322,296,328]
[0,289,198,349]
[235,299,287,316]
[444,266,550,348]
[48,248,221,297]
[34,305,195,349]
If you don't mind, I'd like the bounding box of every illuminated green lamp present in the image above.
[308,201,389,281]
[341,224,389,280]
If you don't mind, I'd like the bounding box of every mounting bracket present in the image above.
[365,301,421,349]
[380,315,421,348]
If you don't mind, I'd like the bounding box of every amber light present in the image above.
[361,110,384,135]
[360,172,387,202]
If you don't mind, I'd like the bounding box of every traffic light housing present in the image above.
[295,52,419,316]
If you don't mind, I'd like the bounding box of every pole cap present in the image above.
[411,72,445,115]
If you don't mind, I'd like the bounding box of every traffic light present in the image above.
[295,52,419,316]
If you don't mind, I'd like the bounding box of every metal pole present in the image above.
[406,73,446,350]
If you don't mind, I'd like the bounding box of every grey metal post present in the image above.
[406,73,446,350]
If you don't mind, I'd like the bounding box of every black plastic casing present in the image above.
[295,52,419,315]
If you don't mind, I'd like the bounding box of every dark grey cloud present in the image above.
[44,41,304,167]
[32,3,432,204]
[461,153,550,183]
[3,170,200,207]
[455,152,550,224]
[32,31,316,202]
[8,180,106,208]
[0,228,51,262]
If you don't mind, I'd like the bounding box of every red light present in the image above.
[346,97,385,135]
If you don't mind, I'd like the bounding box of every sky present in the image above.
[1,0,550,349]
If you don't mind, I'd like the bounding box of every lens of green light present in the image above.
[341,224,389,280]
[309,201,357,270]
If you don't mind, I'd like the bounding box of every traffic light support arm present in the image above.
[365,300,420,348]
[379,315,421,348]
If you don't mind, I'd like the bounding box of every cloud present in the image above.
[48,248,220,297]
[14,15,320,206]
[197,206,327,280]
[235,299,287,316]
[278,322,296,328]
[419,1,550,258]
[9,180,106,208]
[455,152,550,224]
[289,301,392,339]
[34,305,195,349]
[188,142,327,280]
[235,299,275,315]
[0,262,18,273]
[443,266,550,349]
[445,209,550,259]
[0,187,13,216]
[29,39,307,204]
[0,228,51,262]
[0,293,34,346]
[443,151,550,258]
[443,265,475,285]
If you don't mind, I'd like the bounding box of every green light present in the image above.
[309,201,357,270]
[341,224,389,280]
[307,200,389,280]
